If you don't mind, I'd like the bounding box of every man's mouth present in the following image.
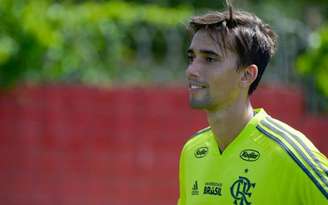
[188,80,208,90]
[190,85,206,89]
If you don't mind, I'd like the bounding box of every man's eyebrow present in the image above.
[187,48,220,57]
[199,49,220,56]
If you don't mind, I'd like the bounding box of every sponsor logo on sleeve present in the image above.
[240,149,260,161]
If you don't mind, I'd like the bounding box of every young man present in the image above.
[178,5,328,205]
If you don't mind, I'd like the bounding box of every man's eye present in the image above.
[206,57,215,63]
[187,55,194,63]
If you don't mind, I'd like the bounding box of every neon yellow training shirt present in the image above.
[178,109,328,205]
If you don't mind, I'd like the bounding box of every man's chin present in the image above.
[189,100,209,110]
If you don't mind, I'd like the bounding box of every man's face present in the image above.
[186,29,242,111]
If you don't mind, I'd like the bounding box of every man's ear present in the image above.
[240,64,258,88]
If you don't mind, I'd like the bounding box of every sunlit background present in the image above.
[0,0,327,204]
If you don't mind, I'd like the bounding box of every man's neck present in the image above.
[206,98,254,152]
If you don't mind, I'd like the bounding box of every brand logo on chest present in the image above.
[191,181,199,195]
[240,149,260,161]
[194,147,208,158]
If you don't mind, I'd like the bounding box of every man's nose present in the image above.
[186,61,201,78]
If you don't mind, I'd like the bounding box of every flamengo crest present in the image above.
[230,176,256,205]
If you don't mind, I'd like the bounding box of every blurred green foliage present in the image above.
[1,0,328,104]
[0,0,192,88]
[296,26,328,97]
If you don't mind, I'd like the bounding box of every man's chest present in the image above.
[183,147,293,205]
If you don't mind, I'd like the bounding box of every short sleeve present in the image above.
[299,150,328,204]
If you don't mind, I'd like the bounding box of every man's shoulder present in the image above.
[256,115,318,153]
[256,115,328,198]
[181,127,212,154]
[255,115,317,165]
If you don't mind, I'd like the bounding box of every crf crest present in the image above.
[230,176,256,205]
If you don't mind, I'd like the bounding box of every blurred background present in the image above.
[0,0,327,204]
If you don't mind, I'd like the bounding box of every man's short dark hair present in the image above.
[187,6,278,95]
